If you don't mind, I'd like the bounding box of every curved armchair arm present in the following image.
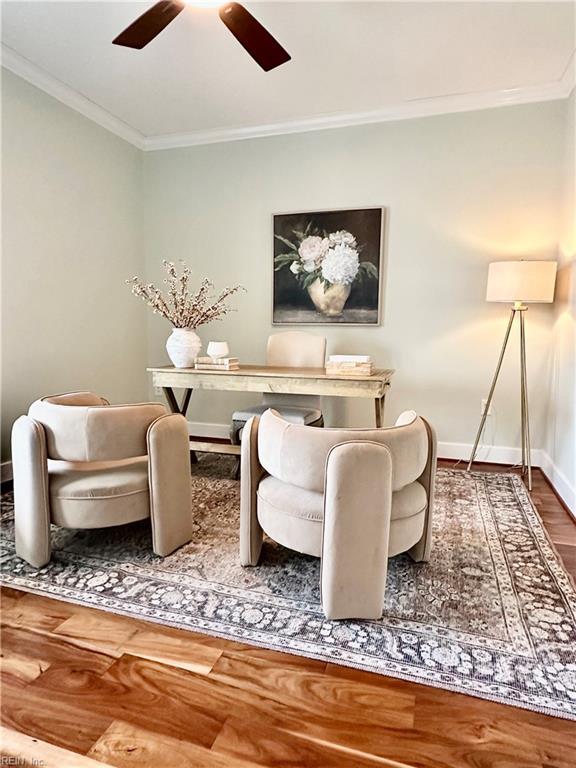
[321,441,393,620]
[240,416,266,566]
[11,416,51,567]
[409,416,437,562]
[147,413,193,557]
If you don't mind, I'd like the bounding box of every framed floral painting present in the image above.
[272,207,384,325]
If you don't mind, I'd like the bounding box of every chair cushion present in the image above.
[256,476,427,558]
[48,458,150,529]
[391,481,427,520]
[258,476,323,522]
[233,405,322,425]
[49,457,149,499]
[389,511,426,557]
[257,476,323,557]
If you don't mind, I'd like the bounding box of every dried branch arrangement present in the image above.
[127,261,244,329]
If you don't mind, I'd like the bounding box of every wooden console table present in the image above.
[148,365,395,457]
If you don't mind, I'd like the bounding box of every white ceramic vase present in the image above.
[166,328,201,368]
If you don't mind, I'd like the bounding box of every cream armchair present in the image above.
[11,392,194,568]
[240,409,436,620]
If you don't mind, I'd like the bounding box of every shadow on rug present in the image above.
[1,458,575,719]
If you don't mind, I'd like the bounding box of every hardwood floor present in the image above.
[1,464,575,767]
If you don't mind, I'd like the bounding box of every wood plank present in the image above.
[325,662,576,765]
[535,519,576,542]
[88,720,258,768]
[215,692,557,768]
[1,624,118,675]
[413,694,576,768]
[2,593,158,657]
[209,651,414,728]
[145,626,329,672]
[0,727,112,768]
[30,660,224,748]
[0,593,23,614]
[0,649,50,687]
[119,629,223,674]
[54,612,140,652]
[212,715,412,768]
[101,653,414,757]
[553,543,576,576]
[1,678,113,754]
[94,615,326,671]
[325,661,576,734]
[1,591,81,632]
[0,587,26,601]
[213,646,326,673]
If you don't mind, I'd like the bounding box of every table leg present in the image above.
[162,387,197,464]
[374,395,386,428]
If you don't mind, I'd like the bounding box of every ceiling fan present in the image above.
[113,1,291,72]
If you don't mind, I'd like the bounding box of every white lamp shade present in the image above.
[486,261,557,303]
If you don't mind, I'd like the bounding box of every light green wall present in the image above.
[1,70,147,459]
[546,89,575,505]
[142,102,564,457]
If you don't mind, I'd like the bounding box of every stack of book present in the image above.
[326,355,373,377]
[195,356,240,371]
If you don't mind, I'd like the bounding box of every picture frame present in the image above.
[272,207,385,325]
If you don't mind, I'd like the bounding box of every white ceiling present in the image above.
[2,2,575,148]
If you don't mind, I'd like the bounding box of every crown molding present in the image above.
[143,74,575,151]
[2,42,574,153]
[1,45,146,149]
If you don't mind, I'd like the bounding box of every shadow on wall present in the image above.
[546,259,575,487]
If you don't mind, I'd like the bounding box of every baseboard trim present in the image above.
[437,441,544,467]
[187,421,230,440]
[538,451,576,519]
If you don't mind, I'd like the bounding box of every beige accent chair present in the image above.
[230,331,327,445]
[240,408,437,620]
[11,392,194,568]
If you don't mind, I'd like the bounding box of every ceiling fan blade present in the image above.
[113,1,186,49]
[219,2,291,72]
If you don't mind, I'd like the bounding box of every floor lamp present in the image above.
[467,260,557,491]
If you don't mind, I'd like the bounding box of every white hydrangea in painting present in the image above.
[274,218,379,319]
[321,244,359,285]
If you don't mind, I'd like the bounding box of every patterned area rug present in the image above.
[1,459,575,720]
